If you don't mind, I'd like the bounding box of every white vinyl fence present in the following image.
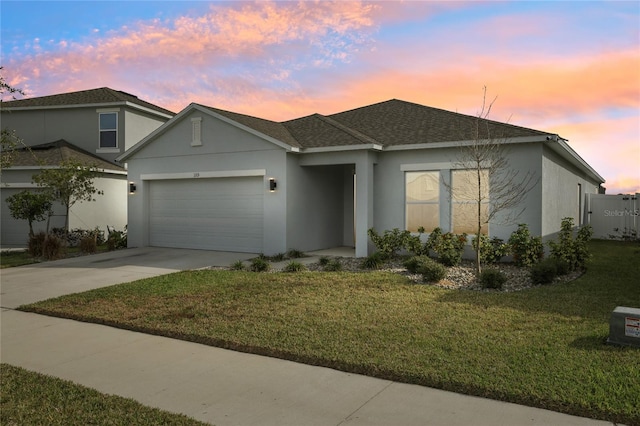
[586,193,639,240]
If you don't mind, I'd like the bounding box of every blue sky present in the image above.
[1,1,638,193]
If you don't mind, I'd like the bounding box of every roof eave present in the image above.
[384,135,551,151]
[2,101,174,119]
[300,143,384,153]
[549,136,605,184]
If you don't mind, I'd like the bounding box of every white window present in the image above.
[99,112,118,148]
[452,169,489,235]
[405,171,439,233]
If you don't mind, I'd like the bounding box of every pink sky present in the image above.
[3,1,638,194]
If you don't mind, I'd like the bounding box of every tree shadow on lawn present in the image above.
[433,278,630,323]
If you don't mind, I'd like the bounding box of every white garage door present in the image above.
[149,177,263,252]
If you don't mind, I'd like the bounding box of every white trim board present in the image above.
[140,169,266,181]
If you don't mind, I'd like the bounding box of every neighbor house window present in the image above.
[99,112,118,148]
[406,171,439,233]
[452,169,489,235]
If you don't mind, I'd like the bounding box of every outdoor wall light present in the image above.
[129,182,137,194]
[269,178,277,192]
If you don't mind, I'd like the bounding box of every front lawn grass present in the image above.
[0,250,37,268]
[0,364,207,426]
[21,240,640,424]
[0,245,112,268]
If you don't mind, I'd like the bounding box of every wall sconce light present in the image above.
[129,182,137,194]
[269,178,277,192]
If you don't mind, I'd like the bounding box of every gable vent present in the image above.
[191,117,202,146]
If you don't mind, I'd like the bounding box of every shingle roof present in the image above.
[1,87,174,116]
[200,105,301,148]
[316,99,549,147]
[208,99,550,149]
[8,140,125,172]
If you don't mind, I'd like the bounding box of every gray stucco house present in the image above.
[118,99,604,257]
[1,88,174,246]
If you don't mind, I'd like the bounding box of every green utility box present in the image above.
[607,306,640,348]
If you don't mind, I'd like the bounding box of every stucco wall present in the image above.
[1,172,127,247]
[125,110,288,254]
[2,106,168,164]
[2,107,122,157]
[371,143,544,242]
[541,144,601,239]
[69,174,128,232]
[285,157,350,251]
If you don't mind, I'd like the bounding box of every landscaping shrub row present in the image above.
[367,217,593,288]
[26,226,127,260]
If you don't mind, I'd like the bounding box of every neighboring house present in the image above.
[1,87,174,247]
[118,99,604,257]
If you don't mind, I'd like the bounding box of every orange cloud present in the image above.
[6,1,379,99]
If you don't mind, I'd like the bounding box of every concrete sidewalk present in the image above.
[1,309,614,426]
[0,248,618,425]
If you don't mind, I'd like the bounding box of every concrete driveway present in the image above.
[0,247,255,309]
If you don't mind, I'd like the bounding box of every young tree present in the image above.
[0,67,26,171]
[6,190,53,237]
[33,160,104,232]
[448,87,539,275]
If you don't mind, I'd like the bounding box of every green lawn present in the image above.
[21,240,640,424]
[0,250,38,268]
[0,364,207,426]
[0,245,111,268]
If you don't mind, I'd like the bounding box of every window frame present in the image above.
[405,170,440,233]
[451,169,490,235]
[98,111,118,149]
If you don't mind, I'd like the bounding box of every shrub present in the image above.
[42,234,66,260]
[250,257,271,272]
[318,256,331,266]
[472,235,508,264]
[479,268,507,290]
[530,257,573,285]
[361,252,386,269]
[416,257,447,283]
[427,228,467,266]
[508,224,544,267]
[530,258,559,285]
[323,259,342,271]
[79,234,97,254]
[270,252,286,262]
[230,260,246,271]
[287,249,305,259]
[404,226,430,256]
[106,228,127,251]
[368,227,411,258]
[403,255,430,274]
[548,218,593,271]
[50,227,104,247]
[28,231,47,257]
[283,261,306,272]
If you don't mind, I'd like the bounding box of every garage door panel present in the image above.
[149,177,263,252]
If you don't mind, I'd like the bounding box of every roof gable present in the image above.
[1,87,174,117]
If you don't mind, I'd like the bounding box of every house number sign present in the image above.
[193,172,200,178]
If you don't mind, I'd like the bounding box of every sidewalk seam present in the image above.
[336,380,394,426]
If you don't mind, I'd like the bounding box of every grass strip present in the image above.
[21,240,640,425]
[0,364,208,426]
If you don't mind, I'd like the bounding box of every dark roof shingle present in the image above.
[1,87,174,116]
[225,98,551,149]
[9,140,125,171]
[201,105,301,148]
